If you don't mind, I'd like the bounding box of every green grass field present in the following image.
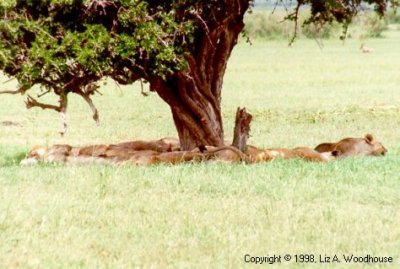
[1,27,400,268]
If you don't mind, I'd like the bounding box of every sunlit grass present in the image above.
[0,26,400,268]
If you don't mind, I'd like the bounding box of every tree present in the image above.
[0,0,398,150]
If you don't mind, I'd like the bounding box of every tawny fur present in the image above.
[20,137,180,165]
[20,144,73,165]
[21,144,119,165]
[292,147,333,162]
[245,145,274,162]
[211,146,253,163]
[266,147,332,162]
[154,151,204,164]
[314,142,336,153]
[125,151,160,165]
[360,44,374,53]
[123,150,203,165]
[26,134,381,166]
[116,137,180,152]
[72,144,110,157]
[314,134,387,158]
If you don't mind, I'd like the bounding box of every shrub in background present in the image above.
[386,10,400,23]
[244,10,392,41]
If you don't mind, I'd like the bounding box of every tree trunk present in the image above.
[150,75,224,150]
[149,1,250,150]
[232,107,252,152]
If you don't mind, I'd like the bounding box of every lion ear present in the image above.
[365,134,374,144]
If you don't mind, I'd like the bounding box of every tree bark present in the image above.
[149,1,250,150]
[150,75,224,150]
[232,107,252,152]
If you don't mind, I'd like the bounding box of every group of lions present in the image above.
[20,134,387,166]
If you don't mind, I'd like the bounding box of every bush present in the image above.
[244,10,389,40]
[386,10,400,24]
[347,14,389,38]
[244,12,293,40]
[301,22,341,39]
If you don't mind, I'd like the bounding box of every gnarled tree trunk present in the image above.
[149,1,250,150]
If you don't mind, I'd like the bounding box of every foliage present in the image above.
[0,0,194,90]
[244,10,392,40]
[244,11,294,39]
[387,9,400,22]
[244,11,341,40]
[0,0,398,131]
[284,0,399,43]
[0,0,202,133]
[351,13,389,37]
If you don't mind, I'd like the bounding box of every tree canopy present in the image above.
[0,0,398,147]
[0,0,199,126]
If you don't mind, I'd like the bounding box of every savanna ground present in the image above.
[1,19,400,269]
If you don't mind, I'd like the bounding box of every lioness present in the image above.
[266,147,332,162]
[245,145,274,163]
[21,137,182,165]
[194,145,329,163]
[314,134,387,158]
[154,151,204,164]
[20,144,72,165]
[196,145,251,163]
[20,144,119,165]
[116,137,180,152]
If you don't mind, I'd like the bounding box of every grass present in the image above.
[1,28,400,268]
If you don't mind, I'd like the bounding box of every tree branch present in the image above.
[0,90,22,95]
[25,95,61,111]
[288,2,301,46]
[76,90,100,125]
[0,85,28,95]
[24,93,70,136]
[59,93,68,136]
[140,78,149,96]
